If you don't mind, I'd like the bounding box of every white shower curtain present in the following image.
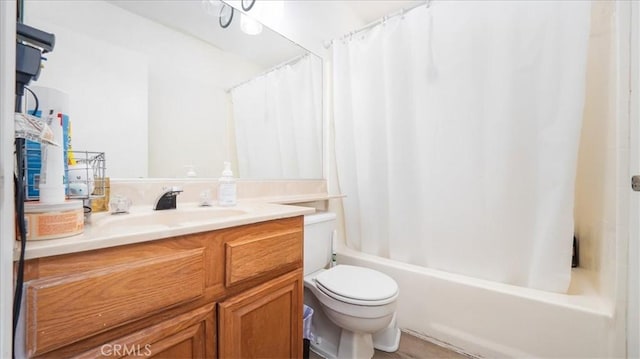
[231,54,322,179]
[333,1,591,292]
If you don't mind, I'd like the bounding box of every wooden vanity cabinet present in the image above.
[219,270,303,359]
[20,216,304,359]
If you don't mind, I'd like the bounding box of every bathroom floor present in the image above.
[309,332,472,359]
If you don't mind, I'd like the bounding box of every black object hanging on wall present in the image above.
[572,236,579,268]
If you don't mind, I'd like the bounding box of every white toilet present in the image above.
[303,212,401,359]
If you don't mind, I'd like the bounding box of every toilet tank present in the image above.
[303,212,337,276]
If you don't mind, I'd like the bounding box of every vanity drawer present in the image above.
[225,218,303,287]
[72,303,215,359]
[25,248,205,356]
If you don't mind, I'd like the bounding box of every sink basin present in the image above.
[95,207,247,229]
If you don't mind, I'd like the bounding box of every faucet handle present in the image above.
[199,189,213,207]
[110,194,132,214]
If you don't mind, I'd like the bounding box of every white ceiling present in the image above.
[107,0,425,70]
[341,0,426,24]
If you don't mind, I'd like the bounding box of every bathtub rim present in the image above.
[336,245,614,318]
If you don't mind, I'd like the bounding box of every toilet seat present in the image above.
[315,265,398,306]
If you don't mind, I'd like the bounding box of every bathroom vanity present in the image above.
[17,205,313,358]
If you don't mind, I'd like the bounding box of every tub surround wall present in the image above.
[574,0,619,305]
[574,2,628,356]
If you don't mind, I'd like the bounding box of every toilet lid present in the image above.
[315,265,398,304]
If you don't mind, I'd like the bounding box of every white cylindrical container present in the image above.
[31,87,70,204]
[39,114,65,203]
[23,200,84,240]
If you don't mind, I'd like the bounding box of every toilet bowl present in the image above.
[303,213,400,359]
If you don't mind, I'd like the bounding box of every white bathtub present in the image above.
[337,245,619,358]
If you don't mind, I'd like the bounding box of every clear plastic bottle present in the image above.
[218,161,236,207]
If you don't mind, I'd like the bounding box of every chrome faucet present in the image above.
[154,186,183,210]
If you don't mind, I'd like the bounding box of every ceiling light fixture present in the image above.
[218,3,234,28]
[202,0,223,16]
[242,0,256,12]
[217,0,266,34]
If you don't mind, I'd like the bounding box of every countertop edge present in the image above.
[15,203,315,261]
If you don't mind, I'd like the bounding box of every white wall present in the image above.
[613,3,633,355]
[24,0,261,178]
[0,1,16,356]
[628,1,639,357]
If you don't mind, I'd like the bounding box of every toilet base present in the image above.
[306,308,400,359]
[337,330,374,359]
[372,313,401,352]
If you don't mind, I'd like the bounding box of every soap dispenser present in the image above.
[218,161,236,207]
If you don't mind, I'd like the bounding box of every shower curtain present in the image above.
[333,1,591,292]
[231,54,322,179]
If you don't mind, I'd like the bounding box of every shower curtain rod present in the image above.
[325,0,431,48]
[226,53,309,93]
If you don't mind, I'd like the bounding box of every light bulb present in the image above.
[240,13,263,35]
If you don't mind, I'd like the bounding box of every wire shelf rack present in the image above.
[24,146,107,200]
[66,151,107,200]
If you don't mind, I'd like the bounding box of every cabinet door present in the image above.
[219,269,303,359]
[71,304,216,359]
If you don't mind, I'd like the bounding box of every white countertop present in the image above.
[16,201,315,260]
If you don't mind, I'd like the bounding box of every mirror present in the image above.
[23,0,323,179]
